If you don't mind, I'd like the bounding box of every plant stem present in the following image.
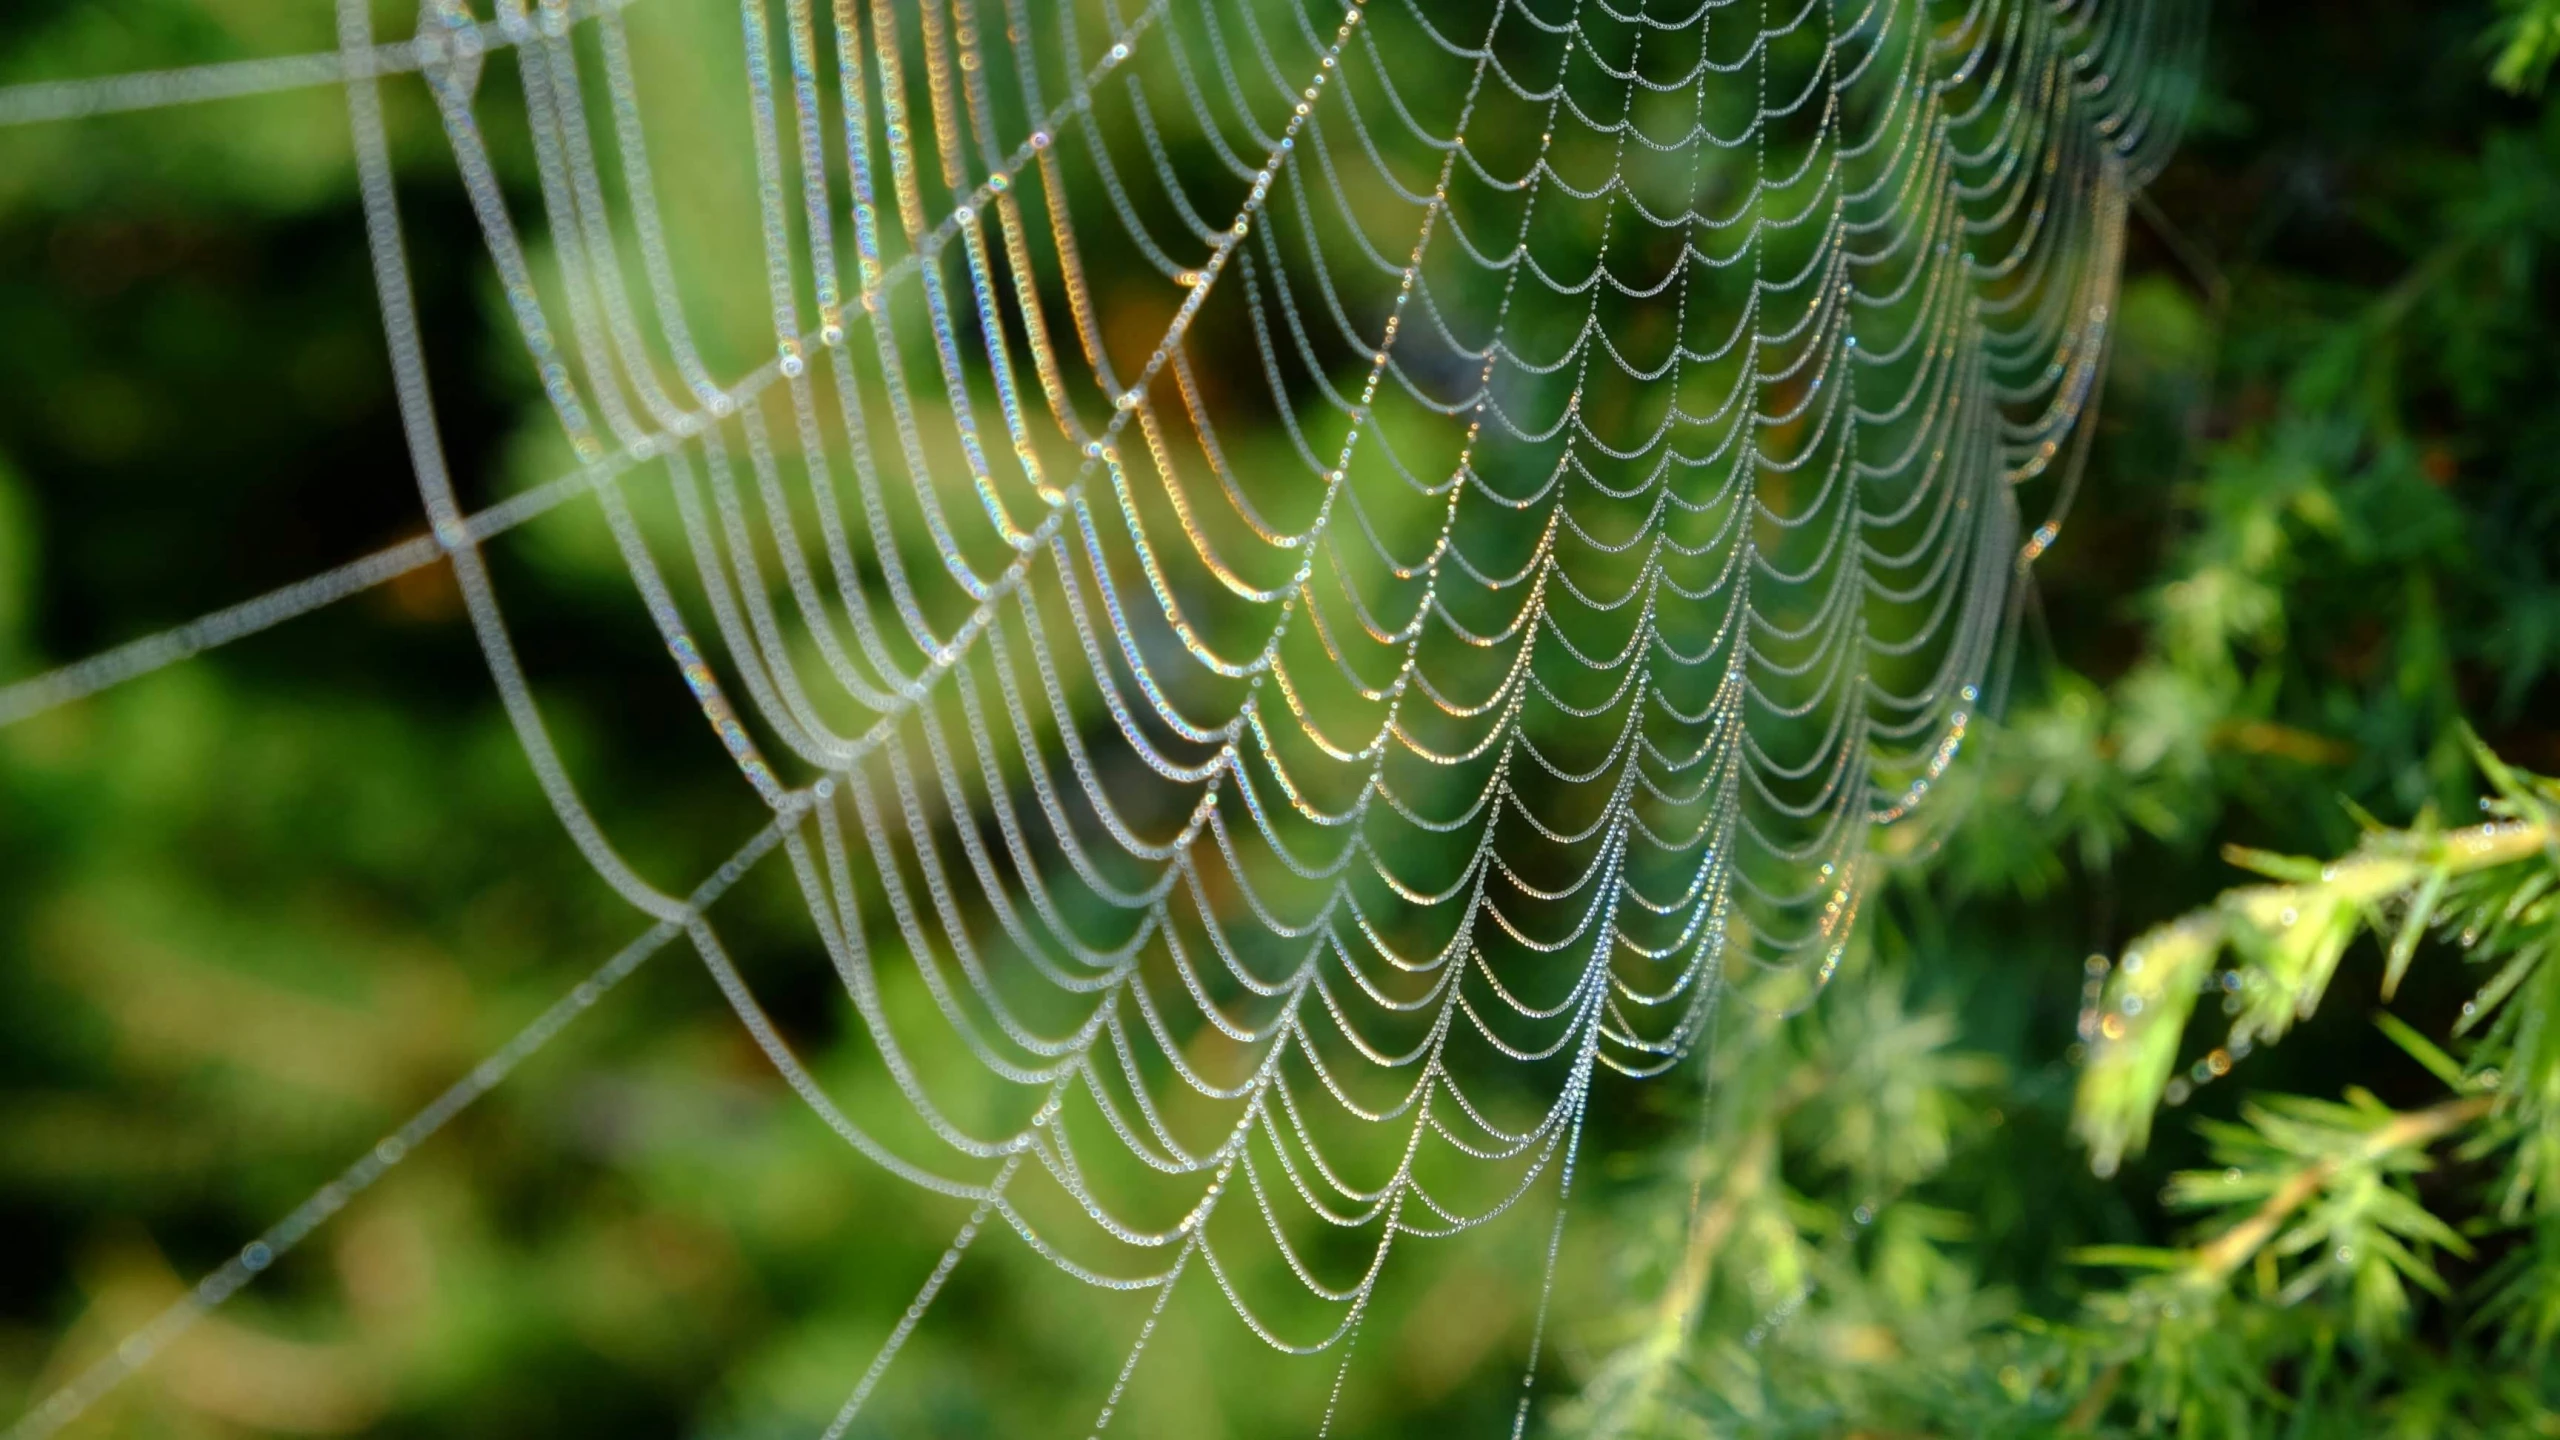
[2190,1095,2493,1282]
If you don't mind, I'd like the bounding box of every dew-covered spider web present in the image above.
[0,0,2197,1433]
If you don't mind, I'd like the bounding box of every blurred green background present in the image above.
[4,0,2560,1436]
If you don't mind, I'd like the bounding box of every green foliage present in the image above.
[1556,963,2021,1440]
[1567,753,2560,1438]
[2051,748,2559,1435]
[2495,0,2560,94]
[1559,4,2560,1435]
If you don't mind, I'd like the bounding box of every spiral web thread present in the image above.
[0,0,2197,1432]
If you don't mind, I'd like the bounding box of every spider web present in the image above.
[0,0,2198,1433]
